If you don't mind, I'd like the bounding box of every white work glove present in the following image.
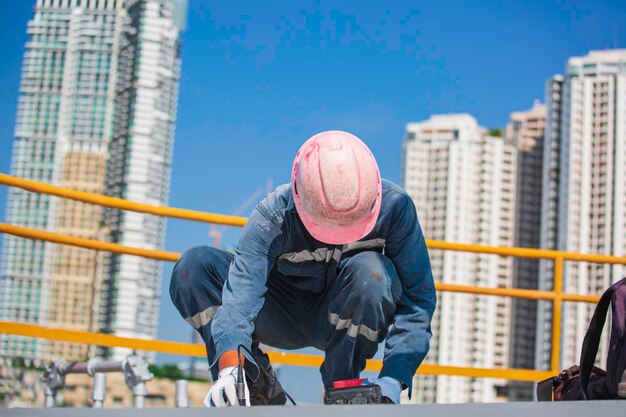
[366,376,402,404]
[204,366,250,407]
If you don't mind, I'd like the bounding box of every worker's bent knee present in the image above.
[170,245,224,297]
[341,252,402,303]
[328,252,400,344]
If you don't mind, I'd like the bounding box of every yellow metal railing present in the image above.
[0,321,553,382]
[0,173,247,227]
[0,173,621,383]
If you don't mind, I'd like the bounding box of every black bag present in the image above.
[537,277,626,400]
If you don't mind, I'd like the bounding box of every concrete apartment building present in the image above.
[536,50,626,371]
[401,114,517,403]
[0,0,186,363]
[506,101,547,401]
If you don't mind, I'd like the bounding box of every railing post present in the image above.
[43,386,56,408]
[551,256,564,372]
[175,380,189,408]
[91,372,107,408]
[132,382,147,408]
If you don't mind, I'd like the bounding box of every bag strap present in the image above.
[579,283,616,399]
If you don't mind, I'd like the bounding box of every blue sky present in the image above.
[1,0,625,403]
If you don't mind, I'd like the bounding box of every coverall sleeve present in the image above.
[380,195,436,392]
[210,206,285,367]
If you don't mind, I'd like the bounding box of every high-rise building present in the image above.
[401,114,517,403]
[0,0,186,363]
[537,50,626,371]
[99,0,186,360]
[505,101,546,401]
[536,75,564,372]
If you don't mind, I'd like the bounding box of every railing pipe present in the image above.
[40,356,153,408]
[0,223,179,262]
[0,321,205,357]
[0,173,247,227]
[61,362,89,375]
[55,358,142,376]
[90,360,127,374]
[4,221,626,268]
[0,223,607,305]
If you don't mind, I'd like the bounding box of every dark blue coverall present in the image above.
[170,179,436,393]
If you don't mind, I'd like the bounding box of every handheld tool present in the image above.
[324,378,383,405]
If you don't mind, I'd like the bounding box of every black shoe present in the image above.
[245,354,287,406]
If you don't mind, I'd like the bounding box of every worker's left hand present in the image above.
[366,376,402,404]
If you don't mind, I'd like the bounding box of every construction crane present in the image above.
[207,178,272,249]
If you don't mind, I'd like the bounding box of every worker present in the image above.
[170,130,436,406]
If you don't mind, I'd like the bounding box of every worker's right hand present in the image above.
[204,366,250,407]
[366,376,402,404]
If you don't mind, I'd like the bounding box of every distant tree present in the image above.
[13,358,44,371]
[147,364,207,382]
[148,364,185,381]
[489,128,503,137]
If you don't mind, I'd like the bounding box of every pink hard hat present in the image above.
[291,130,382,244]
